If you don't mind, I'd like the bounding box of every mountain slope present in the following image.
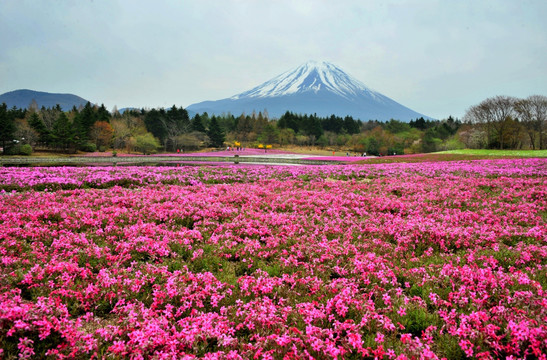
[0,89,91,110]
[187,61,432,121]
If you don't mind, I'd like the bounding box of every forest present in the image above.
[0,95,545,156]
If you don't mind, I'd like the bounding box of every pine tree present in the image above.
[207,116,225,148]
[0,103,16,153]
[28,112,49,145]
[144,109,168,143]
[191,114,207,133]
[51,112,76,151]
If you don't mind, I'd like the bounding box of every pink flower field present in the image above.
[0,159,546,359]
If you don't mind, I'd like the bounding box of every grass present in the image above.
[438,149,547,157]
[352,149,547,164]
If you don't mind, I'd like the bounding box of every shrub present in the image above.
[3,144,32,155]
[19,144,32,156]
[79,142,97,152]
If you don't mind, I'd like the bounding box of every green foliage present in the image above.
[435,334,467,359]
[51,112,77,151]
[144,106,190,149]
[364,137,380,156]
[441,137,466,150]
[387,143,405,155]
[0,103,16,152]
[257,123,279,144]
[191,114,207,133]
[79,142,97,152]
[135,132,160,154]
[207,116,226,148]
[144,108,168,142]
[19,144,32,155]
[401,306,439,337]
[421,128,442,153]
[439,149,547,157]
[386,119,411,134]
[73,102,99,142]
[28,112,49,144]
[3,143,33,155]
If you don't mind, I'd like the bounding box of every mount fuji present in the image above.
[187,61,432,121]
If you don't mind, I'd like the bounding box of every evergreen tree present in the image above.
[207,116,225,147]
[78,102,98,140]
[97,104,111,123]
[343,116,362,134]
[278,111,299,133]
[28,112,49,145]
[191,114,207,133]
[144,109,168,143]
[322,115,344,133]
[302,114,323,139]
[235,114,253,141]
[167,105,190,130]
[258,123,279,144]
[0,103,16,153]
[51,112,76,151]
[421,128,441,153]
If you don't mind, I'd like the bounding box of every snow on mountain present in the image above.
[187,61,432,121]
[231,61,380,101]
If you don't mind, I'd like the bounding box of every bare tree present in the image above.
[514,95,547,150]
[489,96,517,149]
[464,96,516,149]
[40,106,63,131]
[464,103,493,147]
[15,119,39,146]
[161,117,191,152]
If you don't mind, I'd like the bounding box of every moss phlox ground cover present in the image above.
[0,159,546,359]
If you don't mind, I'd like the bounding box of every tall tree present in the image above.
[235,114,252,141]
[191,113,207,133]
[90,121,114,148]
[343,116,361,134]
[258,123,279,144]
[97,104,111,123]
[40,105,62,131]
[51,112,76,151]
[514,95,547,149]
[464,96,516,149]
[78,102,98,141]
[207,116,225,148]
[0,103,16,153]
[28,112,49,144]
[144,108,168,143]
[489,96,516,149]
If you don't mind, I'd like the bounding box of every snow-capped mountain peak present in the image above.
[231,60,380,101]
[187,61,432,121]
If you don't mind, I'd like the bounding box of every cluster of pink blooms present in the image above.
[0,158,546,359]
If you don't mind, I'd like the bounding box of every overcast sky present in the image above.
[1,0,546,119]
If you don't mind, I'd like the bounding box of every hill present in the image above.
[0,89,91,111]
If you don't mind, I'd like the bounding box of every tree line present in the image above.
[1,94,545,156]
[462,95,547,150]
[0,103,226,155]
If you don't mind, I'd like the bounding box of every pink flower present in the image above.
[375,332,385,343]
